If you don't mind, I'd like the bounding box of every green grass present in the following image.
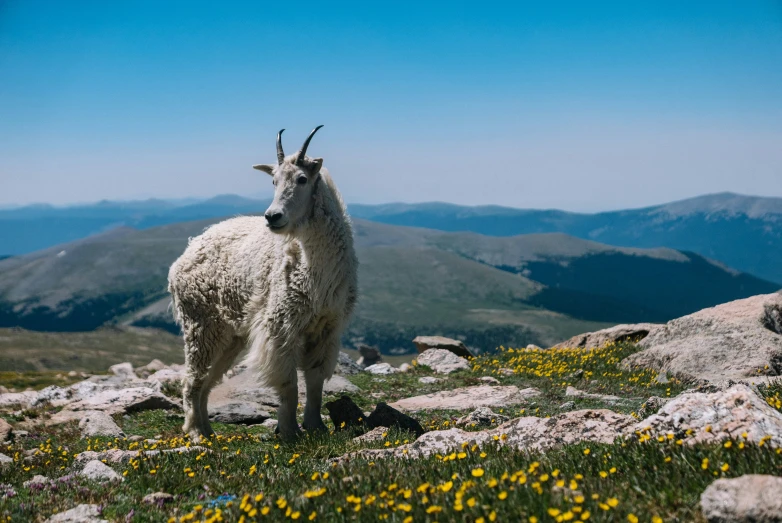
[1,343,780,522]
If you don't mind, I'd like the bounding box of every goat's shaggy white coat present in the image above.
[168,155,357,439]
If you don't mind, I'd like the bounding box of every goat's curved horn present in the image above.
[296,125,324,166]
[276,129,286,164]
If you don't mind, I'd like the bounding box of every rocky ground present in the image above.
[1,293,781,522]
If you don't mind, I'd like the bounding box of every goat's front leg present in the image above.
[275,368,302,441]
[302,368,328,432]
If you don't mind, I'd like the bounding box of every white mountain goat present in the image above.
[168,126,358,440]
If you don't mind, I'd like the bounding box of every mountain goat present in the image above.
[168,126,358,440]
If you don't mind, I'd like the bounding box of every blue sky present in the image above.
[1,1,781,211]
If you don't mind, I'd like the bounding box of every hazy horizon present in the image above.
[2,1,781,212]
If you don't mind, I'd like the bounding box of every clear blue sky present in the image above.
[1,0,781,211]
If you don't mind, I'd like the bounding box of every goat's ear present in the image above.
[253,164,275,176]
[308,158,323,175]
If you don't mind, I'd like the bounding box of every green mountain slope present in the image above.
[2,217,779,354]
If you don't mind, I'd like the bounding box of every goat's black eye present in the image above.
[297,176,308,185]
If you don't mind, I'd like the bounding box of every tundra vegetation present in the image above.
[1,342,781,522]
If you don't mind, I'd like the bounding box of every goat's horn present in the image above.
[276,129,286,164]
[296,125,324,166]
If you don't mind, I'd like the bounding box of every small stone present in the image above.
[11,430,29,440]
[0,453,12,467]
[566,369,585,381]
[353,427,388,443]
[526,344,542,350]
[261,419,277,429]
[418,377,439,384]
[68,371,78,377]
[364,363,400,375]
[498,368,515,376]
[478,376,500,385]
[565,386,623,403]
[335,352,363,375]
[44,504,107,523]
[398,363,412,373]
[78,411,125,438]
[79,460,122,482]
[413,336,474,359]
[127,435,144,442]
[700,474,782,523]
[135,359,167,379]
[109,362,135,378]
[654,372,669,384]
[416,349,470,374]
[142,492,174,504]
[366,403,425,437]
[455,407,510,428]
[559,401,576,410]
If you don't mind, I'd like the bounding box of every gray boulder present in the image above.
[79,460,122,482]
[365,363,400,375]
[700,474,782,523]
[335,352,363,375]
[413,336,474,358]
[78,411,125,438]
[208,402,271,425]
[416,349,470,374]
[623,293,782,382]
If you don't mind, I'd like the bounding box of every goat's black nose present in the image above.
[265,211,283,224]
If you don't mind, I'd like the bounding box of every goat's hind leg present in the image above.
[197,337,245,436]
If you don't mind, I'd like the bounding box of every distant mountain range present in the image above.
[2,192,781,284]
[0,215,778,354]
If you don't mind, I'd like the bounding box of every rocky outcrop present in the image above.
[413,336,474,358]
[633,384,782,447]
[342,409,634,461]
[554,323,661,349]
[700,474,782,523]
[622,293,782,382]
[64,387,179,415]
[389,385,540,412]
[415,349,470,374]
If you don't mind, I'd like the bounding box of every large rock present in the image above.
[64,387,180,414]
[554,323,661,349]
[208,402,271,425]
[390,385,540,412]
[346,409,634,460]
[0,391,38,408]
[700,474,782,523]
[78,411,125,438]
[622,293,782,382]
[415,349,470,374]
[413,336,474,358]
[634,384,782,447]
[44,504,107,523]
[79,460,122,482]
[335,352,363,375]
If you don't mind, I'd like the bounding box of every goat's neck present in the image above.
[294,186,354,289]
